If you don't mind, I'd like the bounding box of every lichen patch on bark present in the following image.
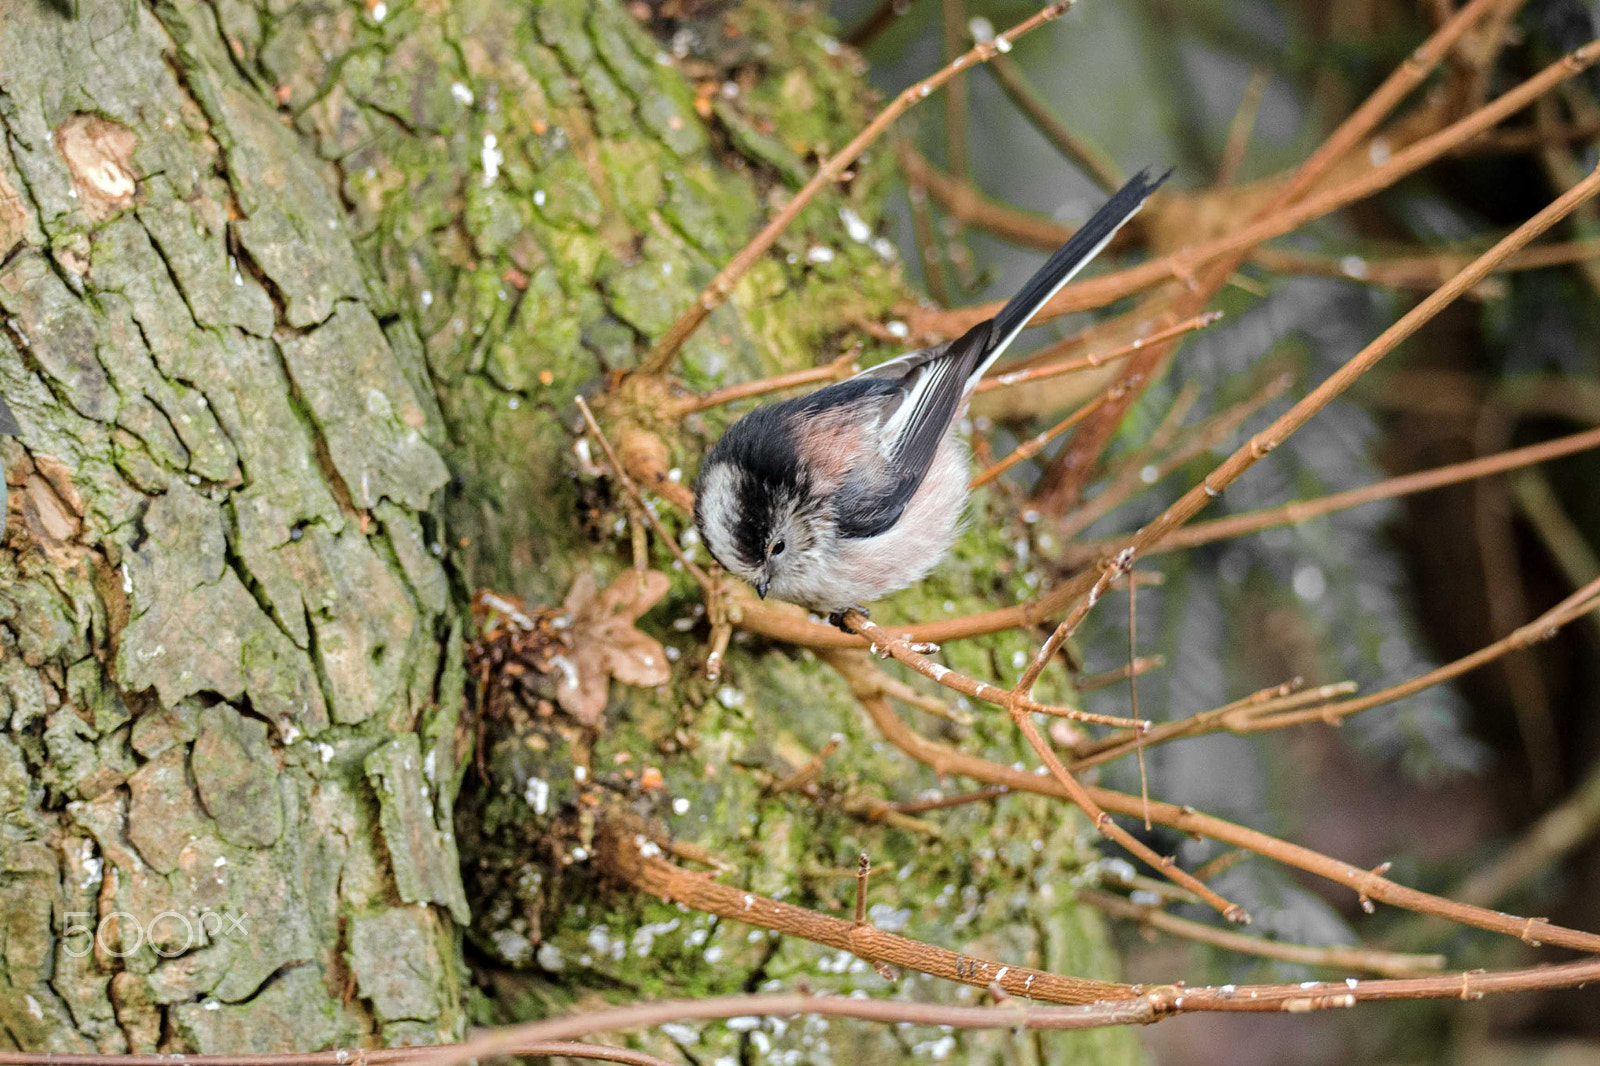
[55,114,140,221]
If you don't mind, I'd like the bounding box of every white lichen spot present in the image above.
[524,776,550,815]
[661,1022,698,1045]
[534,189,547,207]
[24,995,43,1021]
[839,207,872,243]
[481,133,503,187]
[536,941,565,971]
[450,81,475,107]
[420,289,433,307]
[672,796,691,815]
[317,742,335,764]
[370,1,387,21]
[886,320,909,338]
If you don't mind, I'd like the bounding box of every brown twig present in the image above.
[1216,67,1272,187]
[640,1,1074,373]
[25,953,1600,1066]
[1055,371,1292,542]
[911,38,1600,341]
[1080,425,1600,559]
[1512,467,1600,642]
[597,819,1130,1004]
[969,387,1127,489]
[574,397,712,590]
[835,618,1248,923]
[1071,681,1359,772]
[846,0,925,48]
[853,692,1600,952]
[899,142,1076,251]
[0,1045,678,1066]
[769,735,844,795]
[673,350,860,414]
[1074,655,1166,693]
[982,52,1126,193]
[972,313,1223,393]
[887,785,1011,814]
[1027,161,1600,667]
[1240,574,1600,733]
[1079,888,1447,978]
[824,622,1141,728]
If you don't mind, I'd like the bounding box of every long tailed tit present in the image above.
[694,169,1166,626]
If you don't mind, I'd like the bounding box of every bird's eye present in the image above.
[771,540,786,557]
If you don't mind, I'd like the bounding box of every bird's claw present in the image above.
[828,606,869,633]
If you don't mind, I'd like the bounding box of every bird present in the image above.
[693,168,1166,628]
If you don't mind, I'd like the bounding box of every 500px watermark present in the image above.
[62,910,250,958]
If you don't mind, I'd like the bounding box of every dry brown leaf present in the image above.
[554,570,672,726]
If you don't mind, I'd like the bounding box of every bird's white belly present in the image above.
[775,431,970,614]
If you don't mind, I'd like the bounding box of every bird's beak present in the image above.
[756,574,770,599]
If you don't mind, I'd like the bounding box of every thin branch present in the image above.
[899,142,1075,251]
[822,620,1142,728]
[1075,655,1166,693]
[596,818,1130,1004]
[1239,574,1600,733]
[852,690,1600,953]
[673,350,860,415]
[1216,67,1272,187]
[982,52,1126,192]
[1055,371,1292,542]
[970,386,1126,489]
[1031,161,1600,664]
[887,785,1011,814]
[1453,754,1600,909]
[911,38,1600,341]
[1458,114,1600,154]
[640,1,1074,373]
[1079,889,1447,978]
[0,1045,678,1066]
[972,312,1223,393]
[19,955,1600,1066]
[835,618,1250,925]
[575,398,710,589]
[1082,425,1600,559]
[846,0,926,48]
[1071,681,1359,772]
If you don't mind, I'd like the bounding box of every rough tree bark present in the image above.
[0,0,1139,1062]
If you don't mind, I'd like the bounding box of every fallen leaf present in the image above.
[558,570,672,726]
[470,571,672,730]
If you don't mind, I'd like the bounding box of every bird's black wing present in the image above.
[828,319,995,538]
[830,168,1168,539]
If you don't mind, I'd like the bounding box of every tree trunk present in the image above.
[0,0,1139,1062]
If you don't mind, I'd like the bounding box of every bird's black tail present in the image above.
[987,168,1169,359]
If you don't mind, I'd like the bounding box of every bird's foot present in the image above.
[828,605,869,633]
